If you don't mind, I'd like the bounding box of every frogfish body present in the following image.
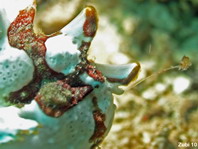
[0,1,140,149]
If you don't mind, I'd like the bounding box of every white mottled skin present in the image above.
[0,83,115,149]
[0,47,35,102]
[0,6,34,105]
[45,35,81,75]
[0,106,38,143]
[60,7,93,47]
[45,6,93,75]
[96,62,139,81]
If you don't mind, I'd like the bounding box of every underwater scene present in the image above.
[0,0,197,149]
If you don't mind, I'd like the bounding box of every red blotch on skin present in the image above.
[90,97,107,147]
[83,6,98,37]
[8,7,47,55]
[90,111,107,140]
[86,65,105,82]
[79,41,91,52]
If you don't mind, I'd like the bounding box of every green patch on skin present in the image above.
[39,82,72,106]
